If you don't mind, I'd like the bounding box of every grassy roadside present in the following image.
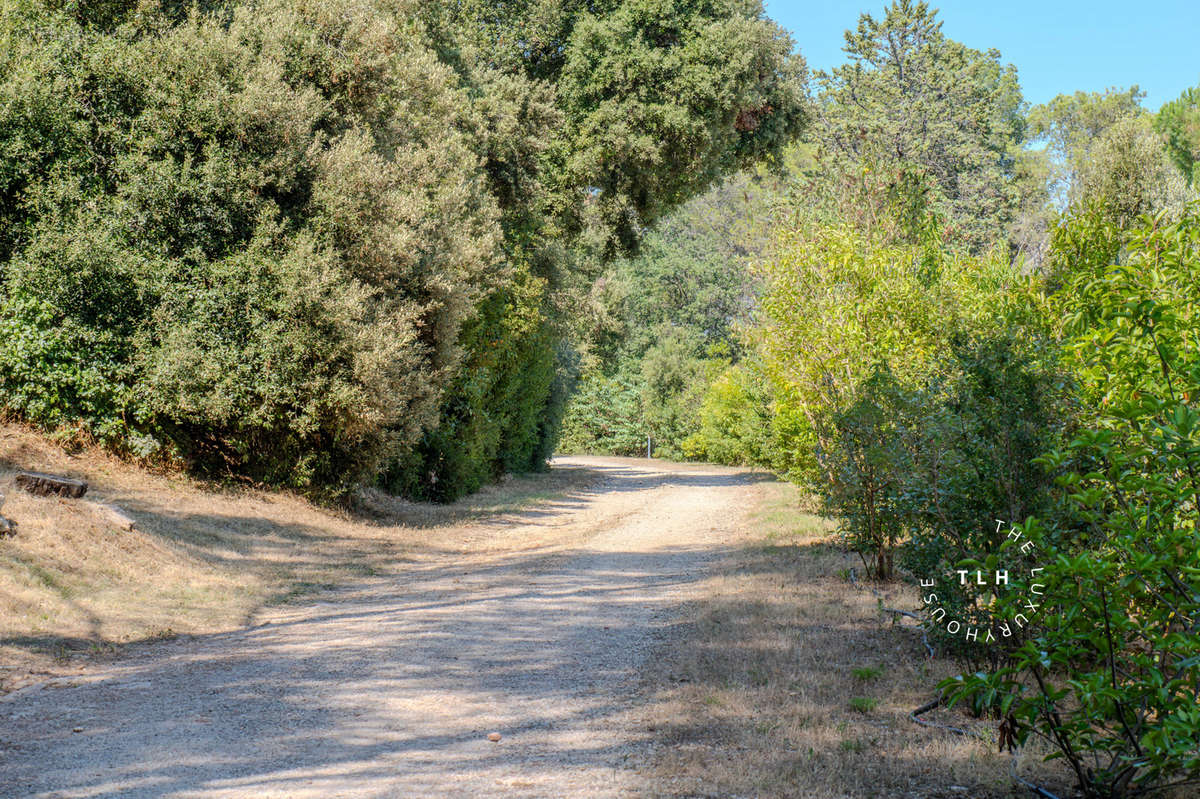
[635,480,1077,799]
[0,424,591,694]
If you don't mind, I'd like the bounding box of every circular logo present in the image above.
[918,519,1048,644]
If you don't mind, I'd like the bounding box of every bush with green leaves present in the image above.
[681,360,778,467]
[382,266,559,501]
[557,374,646,457]
[897,326,1068,661]
[756,223,942,576]
[0,0,807,498]
[944,208,1200,798]
[0,0,501,492]
[756,220,1065,582]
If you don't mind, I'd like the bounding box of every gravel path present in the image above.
[0,457,764,798]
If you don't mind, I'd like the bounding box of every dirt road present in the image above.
[0,457,767,798]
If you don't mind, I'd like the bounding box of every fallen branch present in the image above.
[15,471,88,499]
[909,694,983,738]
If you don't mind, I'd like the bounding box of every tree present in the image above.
[1028,88,1191,234]
[0,0,809,498]
[946,208,1200,798]
[397,0,810,496]
[1076,116,1191,228]
[812,0,1031,251]
[431,0,809,255]
[1156,85,1200,186]
[1028,87,1146,207]
[559,166,785,458]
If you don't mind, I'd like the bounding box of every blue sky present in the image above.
[764,1,1200,111]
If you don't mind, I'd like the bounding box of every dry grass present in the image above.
[0,423,591,693]
[636,480,1079,799]
[0,427,1119,796]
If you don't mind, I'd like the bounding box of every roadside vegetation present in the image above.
[565,3,1200,796]
[637,484,1076,798]
[3,1,1200,796]
[0,0,805,500]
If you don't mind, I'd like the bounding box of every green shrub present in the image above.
[683,361,777,466]
[896,326,1068,662]
[0,0,806,498]
[944,208,1200,797]
[557,373,646,456]
[758,222,1061,580]
[0,216,144,444]
[0,1,501,493]
[382,267,558,502]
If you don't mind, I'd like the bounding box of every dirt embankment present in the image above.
[0,424,600,694]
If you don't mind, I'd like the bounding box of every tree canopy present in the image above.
[0,0,807,497]
[1156,84,1200,186]
[811,0,1029,249]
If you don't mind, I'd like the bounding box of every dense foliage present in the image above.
[1157,85,1200,187]
[562,0,1055,462]
[1,0,498,491]
[810,0,1033,251]
[0,0,805,498]
[562,5,1200,795]
[755,223,1065,588]
[947,209,1200,797]
[4,1,1200,793]
[559,169,784,459]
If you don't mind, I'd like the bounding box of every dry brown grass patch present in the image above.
[0,424,592,693]
[636,481,1078,799]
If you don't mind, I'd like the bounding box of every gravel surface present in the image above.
[0,457,765,798]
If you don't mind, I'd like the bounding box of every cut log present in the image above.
[14,471,89,499]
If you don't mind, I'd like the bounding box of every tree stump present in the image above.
[14,471,89,499]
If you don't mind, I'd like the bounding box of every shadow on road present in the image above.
[0,457,772,797]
